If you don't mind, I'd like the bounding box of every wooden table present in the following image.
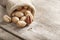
[0,0,60,40]
[0,28,21,40]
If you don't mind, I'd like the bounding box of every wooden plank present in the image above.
[0,21,60,40]
[1,0,60,40]
[0,22,49,40]
[0,26,25,40]
[0,28,21,40]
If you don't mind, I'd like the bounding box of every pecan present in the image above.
[25,15,33,24]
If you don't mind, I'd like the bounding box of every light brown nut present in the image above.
[28,7,34,15]
[3,15,11,23]
[16,7,22,11]
[21,9,26,13]
[15,11,24,17]
[12,17,19,23]
[17,21,27,27]
[24,10,33,16]
[24,6,28,10]
[20,16,26,21]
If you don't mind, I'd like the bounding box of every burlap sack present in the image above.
[6,0,36,16]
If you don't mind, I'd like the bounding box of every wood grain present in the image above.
[0,28,21,40]
[0,0,60,40]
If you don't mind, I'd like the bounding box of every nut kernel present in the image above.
[3,15,11,23]
[15,11,24,17]
[17,21,27,27]
[12,17,19,23]
[20,16,26,21]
